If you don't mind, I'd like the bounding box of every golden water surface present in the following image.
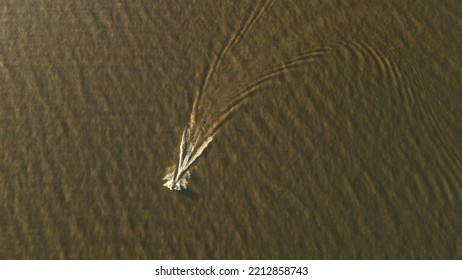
[0,0,461,259]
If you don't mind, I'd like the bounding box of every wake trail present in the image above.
[163,45,334,191]
[190,0,279,134]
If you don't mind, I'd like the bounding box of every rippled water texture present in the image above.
[1,0,461,259]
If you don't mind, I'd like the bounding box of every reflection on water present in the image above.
[0,0,461,259]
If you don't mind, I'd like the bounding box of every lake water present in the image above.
[0,0,461,259]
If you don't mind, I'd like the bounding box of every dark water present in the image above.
[1,0,461,259]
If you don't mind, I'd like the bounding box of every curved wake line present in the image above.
[163,35,416,191]
[190,0,280,135]
[204,47,335,139]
